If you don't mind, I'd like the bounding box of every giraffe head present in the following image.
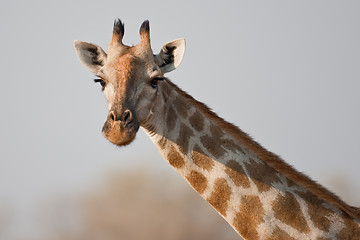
[74,19,185,146]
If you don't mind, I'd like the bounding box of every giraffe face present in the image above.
[74,20,185,146]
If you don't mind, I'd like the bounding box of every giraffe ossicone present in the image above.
[74,19,360,239]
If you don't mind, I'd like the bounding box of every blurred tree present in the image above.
[40,168,241,240]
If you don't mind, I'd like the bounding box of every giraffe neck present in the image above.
[142,79,360,240]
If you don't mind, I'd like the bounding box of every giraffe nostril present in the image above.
[108,110,133,126]
[123,110,133,125]
[108,111,116,122]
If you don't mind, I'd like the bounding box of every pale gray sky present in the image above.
[1,0,360,238]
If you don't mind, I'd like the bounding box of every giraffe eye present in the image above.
[94,79,106,91]
[150,77,164,89]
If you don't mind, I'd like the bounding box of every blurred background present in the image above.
[1,1,360,239]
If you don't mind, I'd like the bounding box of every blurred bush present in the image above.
[40,168,241,240]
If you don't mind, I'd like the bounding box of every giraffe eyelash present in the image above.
[94,78,106,91]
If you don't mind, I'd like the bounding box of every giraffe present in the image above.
[74,19,360,239]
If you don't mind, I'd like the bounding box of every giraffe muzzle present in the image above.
[102,109,140,146]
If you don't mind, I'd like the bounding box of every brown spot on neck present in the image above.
[192,144,215,171]
[268,226,293,240]
[272,192,310,234]
[234,195,264,240]
[222,138,246,155]
[177,124,194,153]
[167,145,185,169]
[338,213,360,239]
[207,178,232,217]
[210,124,224,138]
[157,137,167,150]
[186,171,208,194]
[286,177,298,188]
[165,107,177,132]
[295,190,332,232]
[200,134,226,159]
[189,111,204,132]
[225,160,250,188]
[244,159,280,192]
[172,96,189,119]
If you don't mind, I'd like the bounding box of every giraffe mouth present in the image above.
[102,119,140,146]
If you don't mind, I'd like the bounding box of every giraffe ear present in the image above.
[74,40,107,74]
[155,38,185,73]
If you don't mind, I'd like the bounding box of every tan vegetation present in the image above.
[41,168,241,240]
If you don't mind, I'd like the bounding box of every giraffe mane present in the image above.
[164,78,360,219]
